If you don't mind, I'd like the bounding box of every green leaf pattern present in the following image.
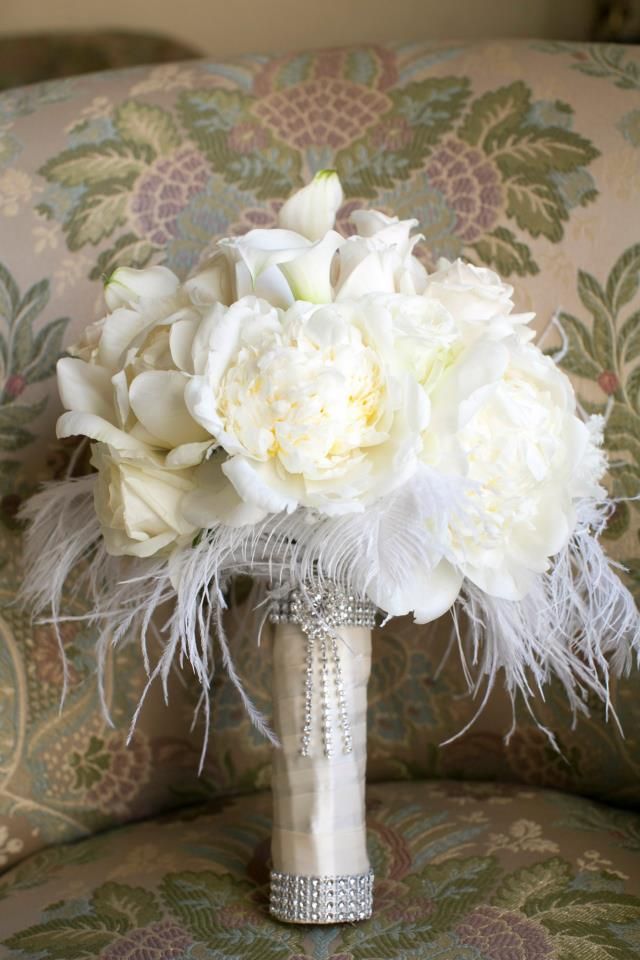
[0,262,68,470]
[556,244,640,584]
[3,784,640,958]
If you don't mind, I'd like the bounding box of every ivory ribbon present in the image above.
[271,621,372,877]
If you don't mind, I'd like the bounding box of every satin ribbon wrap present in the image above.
[270,619,373,923]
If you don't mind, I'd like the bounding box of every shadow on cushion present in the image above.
[0,31,201,92]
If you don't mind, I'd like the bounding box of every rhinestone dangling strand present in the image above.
[270,582,377,759]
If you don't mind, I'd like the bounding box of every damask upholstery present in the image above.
[1,782,640,957]
[0,38,639,956]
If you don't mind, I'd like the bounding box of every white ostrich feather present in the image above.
[19,473,640,766]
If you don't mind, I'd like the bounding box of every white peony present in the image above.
[183,296,430,522]
[425,338,607,600]
[91,443,197,557]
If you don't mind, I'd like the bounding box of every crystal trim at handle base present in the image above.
[270,869,374,924]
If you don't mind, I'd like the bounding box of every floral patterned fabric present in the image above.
[1,780,640,958]
[1,40,640,882]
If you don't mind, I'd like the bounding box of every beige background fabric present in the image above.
[0,1,594,57]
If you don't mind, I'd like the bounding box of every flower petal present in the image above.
[97,307,149,371]
[166,440,215,469]
[169,316,199,374]
[368,557,462,621]
[56,411,148,451]
[185,253,234,307]
[278,230,343,303]
[222,455,299,515]
[335,246,398,300]
[56,357,114,422]
[277,170,344,241]
[104,265,179,310]
[129,370,210,448]
[413,560,464,622]
[182,456,268,527]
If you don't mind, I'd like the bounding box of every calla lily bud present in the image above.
[278,169,344,241]
[104,265,180,310]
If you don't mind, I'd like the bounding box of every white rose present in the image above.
[426,338,606,599]
[334,210,428,299]
[104,265,180,311]
[183,296,429,523]
[57,265,213,459]
[358,292,460,395]
[183,253,234,307]
[91,443,197,557]
[423,258,534,342]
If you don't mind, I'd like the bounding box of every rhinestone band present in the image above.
[269,583,377,629]
[269,583,377,757]
[270,869,374,924]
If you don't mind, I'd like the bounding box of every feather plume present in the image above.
[19,473,640,762]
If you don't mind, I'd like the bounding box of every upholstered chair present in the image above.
[1,39,639,957]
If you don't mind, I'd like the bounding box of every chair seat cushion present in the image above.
[1,780,638,957]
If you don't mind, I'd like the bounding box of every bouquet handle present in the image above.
[269,586,375,924]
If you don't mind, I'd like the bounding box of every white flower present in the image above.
[360,292,460,394]
[183,252,234,307]
[57,266,212,459]
[184,296,429,522]
[220,227,343,307]
[104,265,180,311]
[217,171,345,307]
[423,258,534,342]
[426,338,607,599]
[335,209,428,299]
[277,169,344,241]
[91,443,197,557]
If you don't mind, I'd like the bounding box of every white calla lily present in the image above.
[277,169,344,241]
[278,230,343,302]
[220,228,344,306]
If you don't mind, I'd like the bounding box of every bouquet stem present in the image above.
[269,586,375,924]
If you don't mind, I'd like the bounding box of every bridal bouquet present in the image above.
[23,172,639,924]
